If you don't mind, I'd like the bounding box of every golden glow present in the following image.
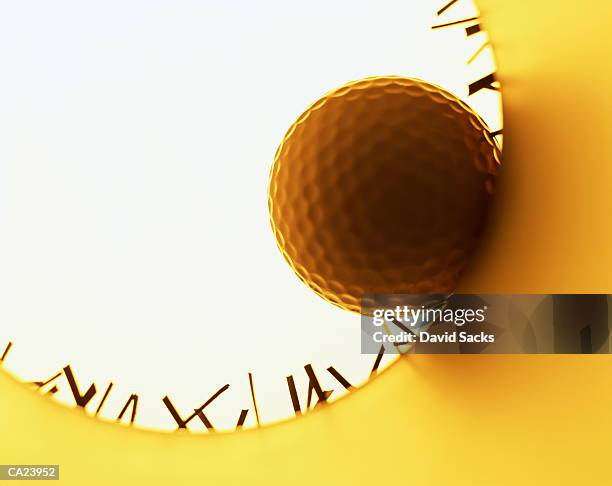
[2,0,612,484]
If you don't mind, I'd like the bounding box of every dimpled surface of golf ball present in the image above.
[268,76,500,313]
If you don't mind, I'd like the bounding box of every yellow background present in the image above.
[2,356,611,485]
[462,0,612,292]
[2,1,612,485]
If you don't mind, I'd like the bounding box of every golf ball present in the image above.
[268,76,500,313]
